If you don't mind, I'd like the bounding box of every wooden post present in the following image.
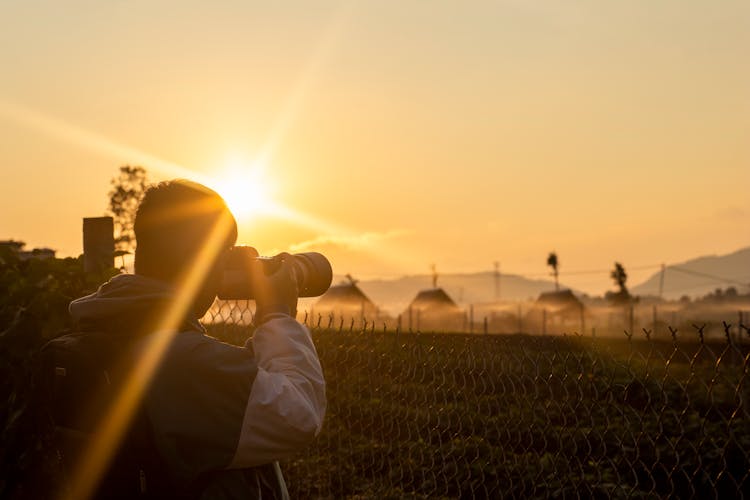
[580,302,585,336]
[629,304,635,335]
[360,300,365,328]
[739,310,744,345]
[83,217,114,273]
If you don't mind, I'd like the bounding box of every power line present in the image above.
[667,266,749,287]
[660,281,739,294]
[342,263,748,290]
[513,263,662,278]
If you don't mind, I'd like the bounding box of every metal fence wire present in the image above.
[204,304,750,499]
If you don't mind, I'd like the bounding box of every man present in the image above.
[65,179,325,498]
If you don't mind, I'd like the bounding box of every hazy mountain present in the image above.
[631,247,750,299]
[329,273,573,316]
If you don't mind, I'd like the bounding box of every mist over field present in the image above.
[317,246,750,316]
[289,246,750,341]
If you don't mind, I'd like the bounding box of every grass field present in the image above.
[1,309,746,498]
[206,326,750,499]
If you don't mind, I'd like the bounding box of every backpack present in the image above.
[39,330,172,499]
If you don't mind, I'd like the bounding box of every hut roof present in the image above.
[408,288,461,311]
[533,289,584,313]
[315,282,375,308]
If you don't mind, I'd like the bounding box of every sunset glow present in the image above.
[1,3,748,498]
[208,159,280,222]
[0,1,748,294]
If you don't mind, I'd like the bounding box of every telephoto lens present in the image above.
[218,246,333,300]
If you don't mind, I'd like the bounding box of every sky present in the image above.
[1,0,748,296]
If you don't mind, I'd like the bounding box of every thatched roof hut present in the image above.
[312,275,384,326]
[525,289,586,333]
[402,287,465,332]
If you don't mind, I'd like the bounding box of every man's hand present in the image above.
[252,253,299,325]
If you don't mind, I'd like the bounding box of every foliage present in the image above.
[610,261,628,294]
[107,165,148,253]
[0,251,117,498]
[607,261,632,304]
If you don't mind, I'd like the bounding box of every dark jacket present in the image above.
[68,273,326,499]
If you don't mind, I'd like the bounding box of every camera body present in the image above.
[218,246,332,300]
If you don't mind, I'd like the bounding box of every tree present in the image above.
[107,165,148,253]
[610,262,628,295]
[547,252,559,291]
[606,261,632,305]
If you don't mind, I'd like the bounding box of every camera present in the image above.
[218,246,332,300]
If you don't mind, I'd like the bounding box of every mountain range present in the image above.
[631,246,750,299]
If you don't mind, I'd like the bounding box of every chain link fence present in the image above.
[205,302,749,499]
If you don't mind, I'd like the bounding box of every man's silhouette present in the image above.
[66,179,325,498]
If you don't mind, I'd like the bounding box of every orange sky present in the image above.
[1,1,748,295]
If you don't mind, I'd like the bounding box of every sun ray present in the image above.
[254,2,355,167]
[63,210,236,500]
[0,98,200,181]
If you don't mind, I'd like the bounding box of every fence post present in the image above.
[580,302,585,336]
[739,310,744,345]
[629,304,634,335]
[469,305,474,334]
[82,216,114,273]
[542,309,547,335]
[483,316,488,335]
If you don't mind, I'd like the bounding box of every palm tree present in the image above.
[547,252,559,291]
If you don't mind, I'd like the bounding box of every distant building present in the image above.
[402,288,465,333]
[526,289,585,334]
[313,275,387,327]
[0,240,56,260]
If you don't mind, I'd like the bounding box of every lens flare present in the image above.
[63,210,236,500]
[208,159,279,222]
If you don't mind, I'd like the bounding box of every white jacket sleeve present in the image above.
[229,314,326,468]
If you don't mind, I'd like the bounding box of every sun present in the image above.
[209,159,278,221]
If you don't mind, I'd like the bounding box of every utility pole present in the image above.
[469,304,474,334]
[494,261,501,302]
[658,263,666,299]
